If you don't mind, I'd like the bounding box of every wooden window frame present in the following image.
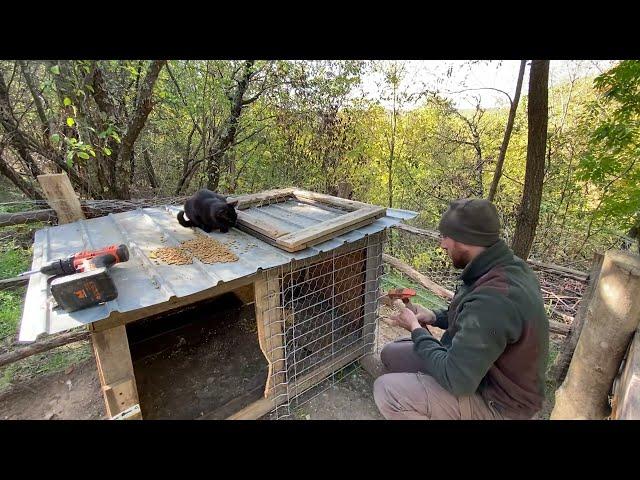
[231,188,386,252]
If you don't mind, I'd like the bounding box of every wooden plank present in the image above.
[0,209,56,227]
[276,206,385,250]
[236,210,291,238]
[226,397,277,420]
[233,188,296,210]
[199,385,265,420]
[232,284,254,304]
[90,273,257,332]
[91,324,140,418]
[363,232,385,353]
[36,173,85,224]
[254,271,285,399]
[292,189,373,211]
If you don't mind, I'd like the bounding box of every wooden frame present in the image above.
[232,188,386,252]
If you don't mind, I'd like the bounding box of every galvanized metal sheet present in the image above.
[18,203,417,342]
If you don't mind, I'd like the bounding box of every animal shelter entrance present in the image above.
[126,290,268,420]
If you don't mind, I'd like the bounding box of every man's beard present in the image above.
[450,250,471,269]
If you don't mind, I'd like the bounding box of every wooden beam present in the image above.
[0,209,56,227]
[36,173,85,224]
[292,189,373,211]
[233,188,296,210]
[91,324,141,419]
[89,273,257,332]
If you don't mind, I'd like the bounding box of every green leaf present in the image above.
[50,133,61,143]
[88,149,96,157]
[50,65,60,75]
[66,151,74,167]
[102,147,112,156]
[77,152,90,160]
[66,117,75,127]
[63,97,72,107]
[111,132,121,144]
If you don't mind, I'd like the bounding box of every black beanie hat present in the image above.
[438,198,500,247]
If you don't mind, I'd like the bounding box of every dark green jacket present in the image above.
[411,239,549,419]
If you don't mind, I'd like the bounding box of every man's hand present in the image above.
[389,300,423,333]
[405,300,437,326]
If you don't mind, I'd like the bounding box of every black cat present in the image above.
[177,189,239,233]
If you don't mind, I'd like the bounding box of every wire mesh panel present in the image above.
[256,232,386,418]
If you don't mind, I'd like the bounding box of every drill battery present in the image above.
[50,267,118,312]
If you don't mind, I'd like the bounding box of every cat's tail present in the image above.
[177,210,195,228]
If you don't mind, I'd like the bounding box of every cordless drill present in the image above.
[20,244,130,312]
[19,244,130,277]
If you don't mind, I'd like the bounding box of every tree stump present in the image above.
[551,250,640,419]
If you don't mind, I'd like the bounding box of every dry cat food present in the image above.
[149,233,238,265]
[180,235,239,264]
[148,246,193,265]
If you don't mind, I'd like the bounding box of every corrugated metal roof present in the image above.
[18,201,416,342]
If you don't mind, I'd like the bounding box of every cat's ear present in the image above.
[226,198,238,207]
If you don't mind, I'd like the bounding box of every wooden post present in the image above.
[37,173,85,224]
[363,232,384,353]
[550,252,604,385]
[611,328,640,419]
[91,324,141,419]
[551,250,640,419]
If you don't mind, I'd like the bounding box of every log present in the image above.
[383,253,454,300]
[0,209,56,227]
[0,329,91,368]
[0,276,28,291]
[551,250,640,419]
[393,223,441,239]
[550,253,604,385]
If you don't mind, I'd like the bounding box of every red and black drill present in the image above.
[19,244,130,312]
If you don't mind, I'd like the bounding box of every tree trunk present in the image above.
[488,59,527,202]
[142,149,159,190]
[206,60,255,190]
[549,252,604,385]
[511,60,549,260]
[551,250,640,419]
[0,150,44,200]
[114,60,166,199]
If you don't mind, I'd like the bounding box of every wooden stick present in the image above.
[0,330,91,368]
